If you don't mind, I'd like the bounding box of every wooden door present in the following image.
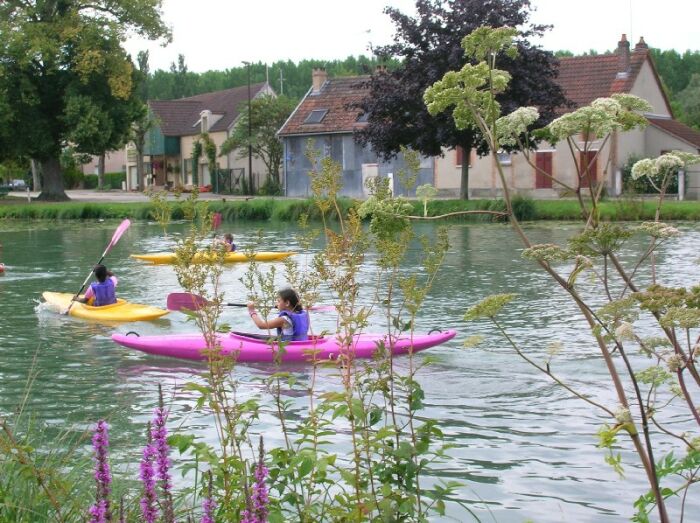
[579,151,597,188]
[535,152,553,189]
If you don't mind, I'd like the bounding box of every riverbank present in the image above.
[1,193,698,221]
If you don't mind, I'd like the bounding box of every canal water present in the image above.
[0,219,698,521]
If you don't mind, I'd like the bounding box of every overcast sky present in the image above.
[123,0,700,73]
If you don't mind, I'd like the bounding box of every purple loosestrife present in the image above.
[89,420,112,523]
[152,387,174,522]
[139,422,159,523]
[242,436,270,523]
[200,471,216,523]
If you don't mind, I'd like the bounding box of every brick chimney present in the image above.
[634,36,649,52]
[616,34,631,78]
[311,68,327,94]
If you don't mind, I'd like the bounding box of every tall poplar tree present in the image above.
[0,0,170,200]
[355,0,569,199]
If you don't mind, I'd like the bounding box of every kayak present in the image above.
[130,251,295,265]
[42,292,169,322]
[111,329,457,362]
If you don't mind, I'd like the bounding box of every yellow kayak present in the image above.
[42,292,169,322]
[130,251,295,265]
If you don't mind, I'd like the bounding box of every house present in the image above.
[280,36,700,200]
[125,83,275,191]
[278,68,435,198]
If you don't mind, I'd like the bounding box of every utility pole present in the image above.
[243,61,253,194]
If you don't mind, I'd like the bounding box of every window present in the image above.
[497,151,512,165]
[304,109,328,124]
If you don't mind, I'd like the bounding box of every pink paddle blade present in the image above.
[212,212,222,230]
[166,292,210,312]
[106,219,131,251]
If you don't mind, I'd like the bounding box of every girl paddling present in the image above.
[247,288,309,341]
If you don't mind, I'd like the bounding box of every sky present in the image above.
[123,0,700,73]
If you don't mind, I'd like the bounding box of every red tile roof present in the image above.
[278,76,370,136]
[556,48,672,113]
[647,117,700,148]
[150,83,268,136]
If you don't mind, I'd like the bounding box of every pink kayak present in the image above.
[111,330,457,362]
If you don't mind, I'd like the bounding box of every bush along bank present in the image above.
[1,196,699,222]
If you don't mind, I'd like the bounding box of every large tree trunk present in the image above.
[135,136,145,191]
[36,156,69,201]
[460,155,470,200]
[30,159,42,192]
[97,153,105,189]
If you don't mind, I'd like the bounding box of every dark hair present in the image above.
[224,233,233,242]
[278,288,303,312]
[93,264,108,283]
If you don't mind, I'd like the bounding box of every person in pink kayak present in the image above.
[74,264,118,306]
[247,288,310,341]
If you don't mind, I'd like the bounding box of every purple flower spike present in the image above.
[139,441,159,523]
[201,470,216,523]
[88,420,112,522]
[242,436,270,523]
[152,405,174,521]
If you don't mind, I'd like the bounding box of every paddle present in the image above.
[166,292,335,313]
[64,219,131,314]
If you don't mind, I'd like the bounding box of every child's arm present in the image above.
[247,303,287,330]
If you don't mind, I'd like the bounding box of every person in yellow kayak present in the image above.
[74,264,118,306]
[216,233,236,252]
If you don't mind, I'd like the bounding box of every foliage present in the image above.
[354,0,568,199]
[220,95,296,186]
[435,26,700,522]
[0,0,170,200]
[676,73,700,130]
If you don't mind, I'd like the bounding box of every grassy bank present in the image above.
[0,196,698,222]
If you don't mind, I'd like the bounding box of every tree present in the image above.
[131,51,153,192]
[219,95,297,191]
[0,1,170,200]
[677,73,700,130]
[355,0,569,199]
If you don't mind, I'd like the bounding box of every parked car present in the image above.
[10,179,27,190]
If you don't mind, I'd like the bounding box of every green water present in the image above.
[1,219,699,521]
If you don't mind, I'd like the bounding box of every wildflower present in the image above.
[201,471,216,523]
[140,423,159,523]
[522,243,571,262]
[667,354,684,372]
[614,407,632,425]
[152,386,174,522]
[88,420,111,523]
[463,294,517,321]
[495,106,539,146]
[638,222,680,239]
[242,436,270,523]
[614,322,635,341]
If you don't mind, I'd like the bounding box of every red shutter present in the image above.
[579,151,597,188]
[455,146,464,166]
[535,152,553,189]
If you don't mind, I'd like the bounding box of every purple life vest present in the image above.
[90,279,117,306]
[277,310,310,341]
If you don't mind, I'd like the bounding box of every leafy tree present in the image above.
[0,0,170,200]
[354,0,569,199]
[676,73,700,130]
[219,95,297,190]
[131,51,154,191]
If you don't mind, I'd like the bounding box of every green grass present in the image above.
[1,197,698,222]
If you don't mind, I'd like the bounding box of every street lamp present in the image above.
[242,61,253,194]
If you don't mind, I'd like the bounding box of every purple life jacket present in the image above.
[226,240,236,252]
[90,279,117,306]
[277,310,310,341]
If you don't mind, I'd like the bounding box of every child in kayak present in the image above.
[216,233,236,252]
[75,264,118,306]
[247,288,309,341]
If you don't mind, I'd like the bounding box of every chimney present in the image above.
[634,36,649,52]
[311,68,327,94]
[616,34,630,78]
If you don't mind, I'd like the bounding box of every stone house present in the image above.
[124,82,275,191]
[279,35,700,200]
